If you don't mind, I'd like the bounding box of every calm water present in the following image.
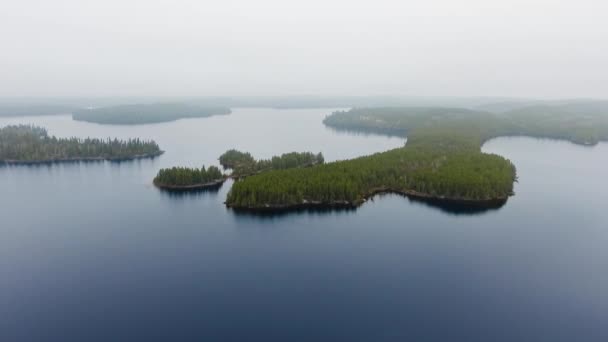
[1,108,607,341]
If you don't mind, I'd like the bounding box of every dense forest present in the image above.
[72,103,231,125]
[227,104,608,210]
[153,166,224,189]
[226,147,516,209]
[0,125,162,163]
[219,149,324,176]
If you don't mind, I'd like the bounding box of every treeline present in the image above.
[219,149,324,176]
[72,103,231,125]
[0,125,161,163]
[154,166,224,187]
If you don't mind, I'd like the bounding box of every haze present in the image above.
[1,0,607,98]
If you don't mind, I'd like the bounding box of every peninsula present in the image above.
[226,103,608,211]
[0,125,163,164]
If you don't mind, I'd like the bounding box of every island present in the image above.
[153,166,225,190]
[225,103,608,211]
[0,125,163,164]
[153,150,324,191]
[219,149,324,177]
[72,103,231,125]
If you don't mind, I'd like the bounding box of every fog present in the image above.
[1,0,607,98]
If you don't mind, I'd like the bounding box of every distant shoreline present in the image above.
[72,103,231,125]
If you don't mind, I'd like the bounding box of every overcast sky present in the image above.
[1,0,606,98]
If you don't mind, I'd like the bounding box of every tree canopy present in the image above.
[154,166,224,187]
[219,149,324,177]
[0,124,161,163]
[227,104,608,210]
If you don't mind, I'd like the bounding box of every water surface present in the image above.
[1,109,607,341]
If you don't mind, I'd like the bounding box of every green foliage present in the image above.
[227,148,516,208]
[72,103,231,125]
[219,149,256,170]
[154,166,224,186]
[0,125,161,162]
[219,149,324,176]
[227,104,608,209]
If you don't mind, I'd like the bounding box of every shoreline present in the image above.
[226,187,510,212]
[0,151,164,165]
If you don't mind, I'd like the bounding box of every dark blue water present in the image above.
[1,109,607,341]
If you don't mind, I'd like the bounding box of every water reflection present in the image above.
[0,159,107,168]
[157,182,224,198]
[227,192,507,218]
[403,194,508,215]
[229,205,357,220]
[0,156,160,169]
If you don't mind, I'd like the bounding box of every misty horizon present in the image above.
[2,0,607,98]
[3,2,608,340]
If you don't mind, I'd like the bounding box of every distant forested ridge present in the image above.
[325,103,608,146]
[153,166,225,190]
[227,103,608,210]
[0,125,162,164]
[72,103,231,125]
[219,149,324,177]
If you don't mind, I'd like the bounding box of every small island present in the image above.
[72,103,231,125]
[153,166,225,190]
[0,125,163,164]
[153,150,324,192]
[219,149,324,177]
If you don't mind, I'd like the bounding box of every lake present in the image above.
[1,108,607,341]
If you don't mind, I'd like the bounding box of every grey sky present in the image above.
[1,0,607,98]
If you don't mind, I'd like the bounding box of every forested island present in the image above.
[153,166,225,190]
[226,104,608,211]
[0,125,162,164]
[72,103,231,125]
[219,149,324,177]
[153,150,324,191]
